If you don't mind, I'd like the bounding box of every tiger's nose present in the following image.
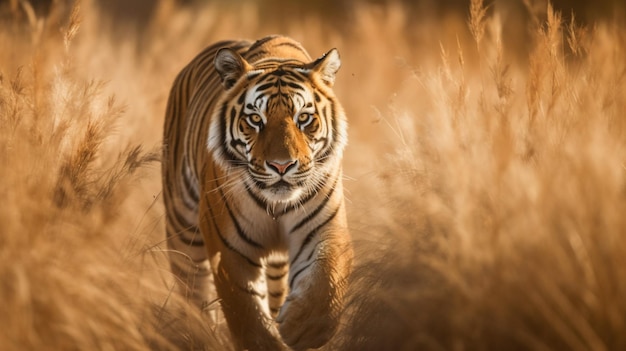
[266,160,297,175]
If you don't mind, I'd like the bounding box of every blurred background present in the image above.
[15,0,626,21]
[2,0,626,350]
[7,0,624,71]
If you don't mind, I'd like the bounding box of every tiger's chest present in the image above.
[201,171,330,254]
[201,175,287,250]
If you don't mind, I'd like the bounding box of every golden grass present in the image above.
[1,0,625,350]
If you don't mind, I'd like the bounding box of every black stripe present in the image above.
[213,168,264,249]
[177,230,205,247]
[221,103,245,162]
[245,182,269,210]
[164,89,181,130]
[181,167,200,204]
[290,174,338,233]
[237,91,246,104]
[194,51,221,80]
[236,283,266,299]
[275,40,306,53]
[282,173,329,215]
[247,36,277,53]
[331,100,339,152]
[222,147,244,162]
[169,259,191,279]
[204,193,262,268]
[267,261,288,269]
[289,261,313,290]
[188,67,220,107]
[269,290,284,298]
[315,103,338,163]
[265,68,306,81]
[163,79,181,138]
[227,105,251,161]
[256,81,276,92]
[254,59,303,69]
[228,102,237,138]
[275,69,308,81]
[306,240,324,262]
[247,71,262,80]
[246,50,269,62]
[290,205,340,266]
[285,81,305,90]
[217,102,227,152]
[232,40,253,54]
[252,177,268,190]
[267,272,287,280]
[168,206,196,233]
[270,69,288,77]
[229,138,247,159]
[314,92,321,102]
[309,52,328,68]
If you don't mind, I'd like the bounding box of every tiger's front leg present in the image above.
[277,204,353,351]
[199,192,287,351]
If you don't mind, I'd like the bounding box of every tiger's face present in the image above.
[208,48,347,205]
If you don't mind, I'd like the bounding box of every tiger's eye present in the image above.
[298,113,310,123]
[296,113,315,128]
[247,114,263,127]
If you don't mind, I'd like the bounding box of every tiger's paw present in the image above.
[275,291,339,351]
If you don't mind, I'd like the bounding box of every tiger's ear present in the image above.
[215,48,252,89]
[307,48,341,87]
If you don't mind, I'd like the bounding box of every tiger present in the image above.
[162,35,353,351]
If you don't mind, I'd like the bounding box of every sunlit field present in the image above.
[1,0,626,350]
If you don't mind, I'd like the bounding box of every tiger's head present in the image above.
[208,43,347,206]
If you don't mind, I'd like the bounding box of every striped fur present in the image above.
[162,35,352,351]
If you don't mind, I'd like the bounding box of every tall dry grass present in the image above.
[1,0,625,350]
[0,1,218,350]
[335,1,626,350]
